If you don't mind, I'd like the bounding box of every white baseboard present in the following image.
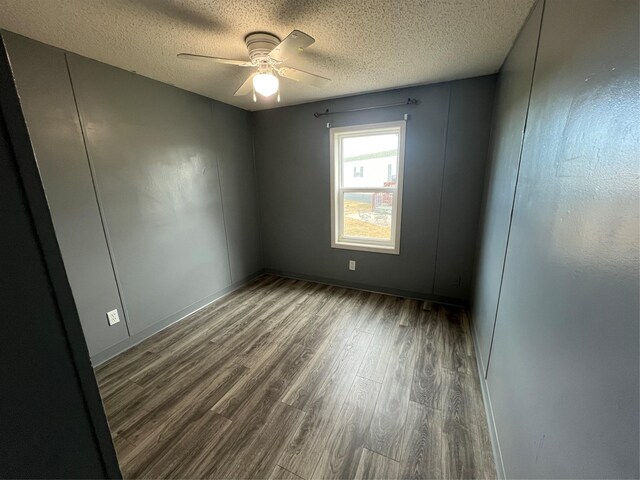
[91,271,263,366]
[470,318,506,479]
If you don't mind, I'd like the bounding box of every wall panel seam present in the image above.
[249,114,266,268]
[430,82,453,294]
[63,53,132,337]
[484,0,546,378]
[210,103,233,285]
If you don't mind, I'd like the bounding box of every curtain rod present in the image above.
[313,98,419,118]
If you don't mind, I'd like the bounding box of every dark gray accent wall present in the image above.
[253,78,495,301]
[3,32,129,356]
[434,77,496,299]
[4,32,261,361]
[472,1,543,374]
[473,0,639,477]
[0,35,119,477]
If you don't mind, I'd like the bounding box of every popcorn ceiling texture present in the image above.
[0,0,535,111]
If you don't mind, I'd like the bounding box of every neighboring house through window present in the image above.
[330,121,406,254]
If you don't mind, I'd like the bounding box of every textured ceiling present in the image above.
[0,0,535,111]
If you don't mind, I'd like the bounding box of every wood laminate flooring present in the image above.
[95,275,496,479]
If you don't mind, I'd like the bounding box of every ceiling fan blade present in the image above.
[278,67,330,88]
[177,53,253,67]
[234,73,257,96]
[268,30,315,62]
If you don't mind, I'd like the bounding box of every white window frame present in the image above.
[330,121,406,255]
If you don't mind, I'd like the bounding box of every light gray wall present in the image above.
[253,78,495,302]
[66,53,233,335]
[473,0,640,478]
[472,1,543,374]
[3,32,129,355]
[4,32,262,360]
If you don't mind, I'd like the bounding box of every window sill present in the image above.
[331,241,400,255]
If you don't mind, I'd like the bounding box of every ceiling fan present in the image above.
[178,30,331,102]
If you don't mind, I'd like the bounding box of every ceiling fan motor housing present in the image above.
[245,32,280,64]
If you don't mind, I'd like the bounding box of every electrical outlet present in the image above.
[107,309,120,326]
[349,260,356,271]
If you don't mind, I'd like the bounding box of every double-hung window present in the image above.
[330,121,406,254]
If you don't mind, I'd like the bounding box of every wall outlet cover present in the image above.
[107,309,120,326]
[349,260,356,271]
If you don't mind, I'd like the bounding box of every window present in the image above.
[330,121,406,254]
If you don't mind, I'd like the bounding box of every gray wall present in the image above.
[253,77,495,302]
[0,34,119,477]
[3,32,130,356]
[67,54,233,335]
[4,32,261,361]
[472,1,543,375]
[472,0,639,478]
[434,77,496,299]
[210,102,262,283]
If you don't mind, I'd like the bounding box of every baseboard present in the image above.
[470,317,506,479]
[265,269,467,307]
[91,271,263,366]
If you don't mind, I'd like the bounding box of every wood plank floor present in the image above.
[95,275,496,479]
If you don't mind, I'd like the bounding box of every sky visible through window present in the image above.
[342,133,398,158]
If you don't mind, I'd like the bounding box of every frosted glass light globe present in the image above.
[253,73,279,97]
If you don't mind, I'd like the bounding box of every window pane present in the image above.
[342,133,399,188]
[342,191,394,241]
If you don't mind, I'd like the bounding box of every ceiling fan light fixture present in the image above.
[179,29,330,101]
[253,72,279,97]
